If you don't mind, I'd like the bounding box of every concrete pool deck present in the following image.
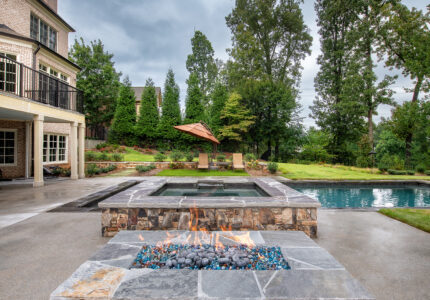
[0,178,429,299]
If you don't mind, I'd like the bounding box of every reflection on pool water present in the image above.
[294,185,430,208]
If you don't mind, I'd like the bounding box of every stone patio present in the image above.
[51,230,374,299]
[99,177,321,237]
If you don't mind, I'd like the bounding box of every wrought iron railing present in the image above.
[0,54,84,113]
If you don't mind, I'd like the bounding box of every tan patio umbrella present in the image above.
[174,122,220,160]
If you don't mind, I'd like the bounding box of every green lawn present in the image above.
[157,169,249,176]
[122,148,199,162]
[123,148,156,161]
[279,163,430,180]
[379,208,430,233]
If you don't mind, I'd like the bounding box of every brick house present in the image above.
[0,0,85,186]
[131,86,162,115]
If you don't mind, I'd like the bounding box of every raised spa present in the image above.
[151,182,269,197]
[99,177,321,237]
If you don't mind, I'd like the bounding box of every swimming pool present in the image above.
[292,185,430,208]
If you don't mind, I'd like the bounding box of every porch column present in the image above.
[25,121,32,179]
[78,123,85,179]
[70,122,78,180]
[33,115,44,187]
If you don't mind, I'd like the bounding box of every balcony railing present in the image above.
[0,54,84,113]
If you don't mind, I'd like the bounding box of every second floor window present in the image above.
[30,14,57,51]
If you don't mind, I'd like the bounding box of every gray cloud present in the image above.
[59,0,427,128]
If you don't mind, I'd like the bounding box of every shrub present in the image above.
[62,168,71,176]
[267,162,278,174]
[415,164,426,173]
[51,167,62,176]
[136,164,156,173]
[86,164,99,177]
[184,152,194,162]
[97,152,110,161]
[244,153,256,162]
[96,142,107,150]
[154,152,167,162]
[111,153,124,162]
[387,169,408,175]
[85,151,97,162]
[169,150,183,162]
[216,154,226,162]
[377,153,391,172]
[406,170,415,175]
[169,162,184,169]
[425,170,430,176]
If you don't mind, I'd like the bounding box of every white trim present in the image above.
[42,133,68,165]
[0,128,18,166]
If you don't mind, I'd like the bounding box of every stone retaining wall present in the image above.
[101,207,317,238]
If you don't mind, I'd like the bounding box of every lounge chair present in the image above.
[198,153,209,169]
[232,153,245,170]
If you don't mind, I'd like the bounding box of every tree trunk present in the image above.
[368,108,373,148]
[275,140,279,161]
[267,139,272,159]
[405,77,422,168]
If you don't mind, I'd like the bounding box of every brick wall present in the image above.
[0,120,26,178]
[0,37,34,67]
[0,0,70,57]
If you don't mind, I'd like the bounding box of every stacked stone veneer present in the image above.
[100,177,320,238]
[102,207,317,238]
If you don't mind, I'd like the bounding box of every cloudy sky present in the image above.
[59,0,427,128]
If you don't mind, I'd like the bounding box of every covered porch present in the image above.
[0,93,85,187]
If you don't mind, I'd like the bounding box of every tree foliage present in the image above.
[208,82,229,137]
[186,30,218,106]
[158,69,182,145]
[108,77,136,145]
[219,92,255,144]
[136,78,159,143]
[69,38,121,129]
[184,73,205,124]
[226,0,312,87]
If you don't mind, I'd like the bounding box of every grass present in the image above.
[379,208,430,233]
[157,169,249,176]
[279,163,430,180]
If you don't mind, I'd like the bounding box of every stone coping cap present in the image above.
[98,177,321,209]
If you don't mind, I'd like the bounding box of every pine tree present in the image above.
[208,82,228,137]
[158,68,182,146]
[219,92,255,146]
[184,73,204,124]
[108,77,136,145]
[186,30,218,106]
[136,78,159,144]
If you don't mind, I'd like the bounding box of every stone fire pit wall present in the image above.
[99,177,321,238]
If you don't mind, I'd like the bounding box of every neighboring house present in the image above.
[0,0,85,186]
[131,86,162,115]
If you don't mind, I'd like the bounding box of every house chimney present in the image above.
[44,0,58,12]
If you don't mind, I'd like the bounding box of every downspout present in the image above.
[32,44,41,69]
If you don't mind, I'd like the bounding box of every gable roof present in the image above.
[35,0,75,32]
[132,86,162,103]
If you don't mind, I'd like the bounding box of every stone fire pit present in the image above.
[50,230,374,299]
[99,177,321,237]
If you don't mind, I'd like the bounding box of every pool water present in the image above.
[294,185,430,208]
[153,187,267,197]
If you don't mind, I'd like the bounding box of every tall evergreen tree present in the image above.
[310,0,365,163]
[158,69,182,146]
[208,82,228,137]
[186,30,218,106]
[108,77,136,145]
[69,38,121,130]
[184,73,204,124]
[136,78,159,144]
